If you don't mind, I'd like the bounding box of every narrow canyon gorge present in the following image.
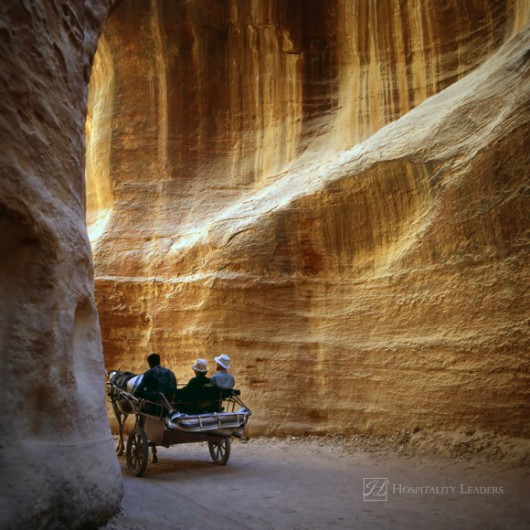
[0,0,528,528]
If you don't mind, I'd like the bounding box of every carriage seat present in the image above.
[172,387,240,414]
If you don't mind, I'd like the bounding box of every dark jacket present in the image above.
[182,373,211,401]
[139,365,177,401]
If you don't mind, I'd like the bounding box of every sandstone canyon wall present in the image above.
[87,1,530,439]
[0,1,122,528]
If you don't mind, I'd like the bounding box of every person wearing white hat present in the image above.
[184,358,210,393]
[210,354,235,389]
[178,358,211,412]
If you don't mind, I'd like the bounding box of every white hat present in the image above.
[192,358,208,372]
[214,354,231,370]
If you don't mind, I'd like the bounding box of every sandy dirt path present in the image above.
[101,438,529,530]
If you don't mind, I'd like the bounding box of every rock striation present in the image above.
[88,1,529,440]
[0,1,121,528]
[1,3,527,526]
[88,1,530,439]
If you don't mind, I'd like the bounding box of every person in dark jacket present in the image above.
[177,359,211,413]
[137,353,177,402]
[183,359,211,396]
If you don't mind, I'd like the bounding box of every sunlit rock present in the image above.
[88,0,529,440]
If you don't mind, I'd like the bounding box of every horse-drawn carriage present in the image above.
[106,370,251,476]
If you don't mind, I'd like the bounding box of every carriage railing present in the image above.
[171,391,247,417]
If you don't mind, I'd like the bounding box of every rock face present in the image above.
[89,1,530,439]
[0,1,122,528]
[6,1,527,527]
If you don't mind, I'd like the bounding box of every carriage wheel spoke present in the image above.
[208,438,230,465]
[126,428,149,476]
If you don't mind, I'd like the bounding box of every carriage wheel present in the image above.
[208,437,231,465]
[126,427,149,476]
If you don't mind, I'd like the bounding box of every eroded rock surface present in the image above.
[0,1,122,528]
[89,0,530,440]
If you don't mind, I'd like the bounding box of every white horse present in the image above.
[106,370,144,456]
